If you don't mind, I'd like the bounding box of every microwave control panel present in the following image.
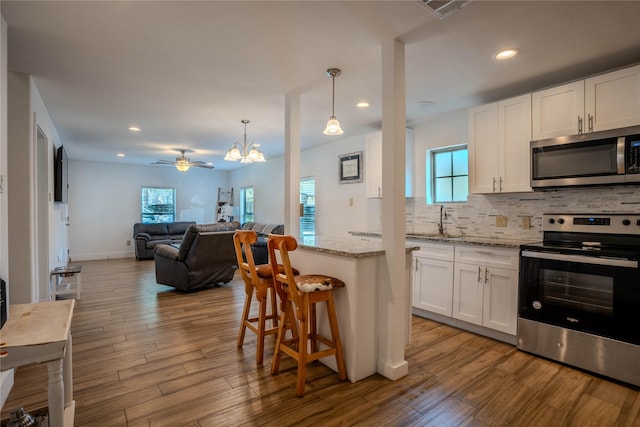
[627,135,640,174]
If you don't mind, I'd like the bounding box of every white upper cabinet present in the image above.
[468,93,532,194]
[532,65,640,140]
[585,64,640,132]
[532,81,584,140]
[365,129,414,198]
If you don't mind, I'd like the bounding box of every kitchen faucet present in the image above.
[438,204,448,235]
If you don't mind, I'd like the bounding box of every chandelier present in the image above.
[224,119,266,163]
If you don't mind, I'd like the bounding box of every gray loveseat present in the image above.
[154,222,241,291]
[133,221,196,260]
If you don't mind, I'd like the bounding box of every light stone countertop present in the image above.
[350,231,540,249]
[298,235,419,258]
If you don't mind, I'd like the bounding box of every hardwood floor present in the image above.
[2,258,639,426]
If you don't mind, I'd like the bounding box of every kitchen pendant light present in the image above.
[224,119,266,163]
[323,68,344,136]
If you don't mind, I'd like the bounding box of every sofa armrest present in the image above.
[136,232,152,242]
[154,244,180,261]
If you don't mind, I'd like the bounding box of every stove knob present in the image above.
[558,218,565,224]
[548,219,555,224]
[622,219,631,226]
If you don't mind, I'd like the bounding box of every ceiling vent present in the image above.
[417,0,473,19]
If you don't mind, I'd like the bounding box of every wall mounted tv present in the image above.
[54,145,68,203]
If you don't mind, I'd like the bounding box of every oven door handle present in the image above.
[521,250,638,268]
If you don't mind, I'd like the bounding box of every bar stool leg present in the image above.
[237,284,254,349]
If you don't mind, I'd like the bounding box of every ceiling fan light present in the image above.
[255,151,266,162]
[323,116,344,135]
[175,161,191,172]
[240,157,252,164]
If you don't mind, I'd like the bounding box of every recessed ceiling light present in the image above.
[356,101,370,108]
[117,153,125,157]
[495,49,519,60]
[128,126,141,132]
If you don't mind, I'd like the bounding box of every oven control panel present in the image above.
[543,213,640,235]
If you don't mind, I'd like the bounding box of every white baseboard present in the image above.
[69,251,135,262]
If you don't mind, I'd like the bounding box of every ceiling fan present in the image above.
[152,149,214,172]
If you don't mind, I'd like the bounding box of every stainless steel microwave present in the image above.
[530,125,640,188]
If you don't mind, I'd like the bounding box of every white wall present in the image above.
[412,109,468,199]
[68,161,229,260]
[229,133,379,237]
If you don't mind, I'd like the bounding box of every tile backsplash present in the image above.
[406,185,640,241]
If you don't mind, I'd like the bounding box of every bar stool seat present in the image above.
[267,234,347,397]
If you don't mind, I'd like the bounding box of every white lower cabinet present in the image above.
[412,243,455,317]
[452,246,519,335]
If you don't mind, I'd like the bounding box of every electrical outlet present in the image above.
[522,216,531,229]
[496,215,508,228]
[126,240,131,246]
[349,197,353,206]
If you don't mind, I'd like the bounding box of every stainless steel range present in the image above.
[518,213,640,387]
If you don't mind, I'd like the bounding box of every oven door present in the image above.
[519,250,640,345]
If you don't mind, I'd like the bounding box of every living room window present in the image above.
[427,145,468,203]
[239,186,254,224]
[300,178,315,236]
[141,187,176,223]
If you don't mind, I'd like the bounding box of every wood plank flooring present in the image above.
[2,258,639,426]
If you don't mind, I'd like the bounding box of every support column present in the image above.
[284,91,301,238]
[377,38,408,380]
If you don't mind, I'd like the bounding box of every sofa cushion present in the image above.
[134,222,168,238]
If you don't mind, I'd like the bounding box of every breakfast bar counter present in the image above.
[290,235,418,382]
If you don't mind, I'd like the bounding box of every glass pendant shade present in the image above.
[323,116,344,135]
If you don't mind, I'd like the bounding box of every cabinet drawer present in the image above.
[410,241,454,262]
[454,245,519,270]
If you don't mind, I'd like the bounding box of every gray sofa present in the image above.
[133,221,196,260]
[240,222,284,265]
[154,222,241,291]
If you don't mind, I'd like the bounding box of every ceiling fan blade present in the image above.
[152,160,175,165]
[193,164,214,169]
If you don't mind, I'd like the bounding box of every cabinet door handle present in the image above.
[485,268,489,283]
[415,259,419,272]
[578,116,583,134]
[492,177,496,193]
[588,114,593,132]
[499,177,503,192]
[477,266,482,282]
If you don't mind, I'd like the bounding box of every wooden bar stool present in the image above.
[267,234,347,397]
[233,230,299,365]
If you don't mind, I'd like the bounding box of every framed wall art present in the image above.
[338,151,363,184]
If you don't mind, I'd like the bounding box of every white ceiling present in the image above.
[3,0,640,171]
